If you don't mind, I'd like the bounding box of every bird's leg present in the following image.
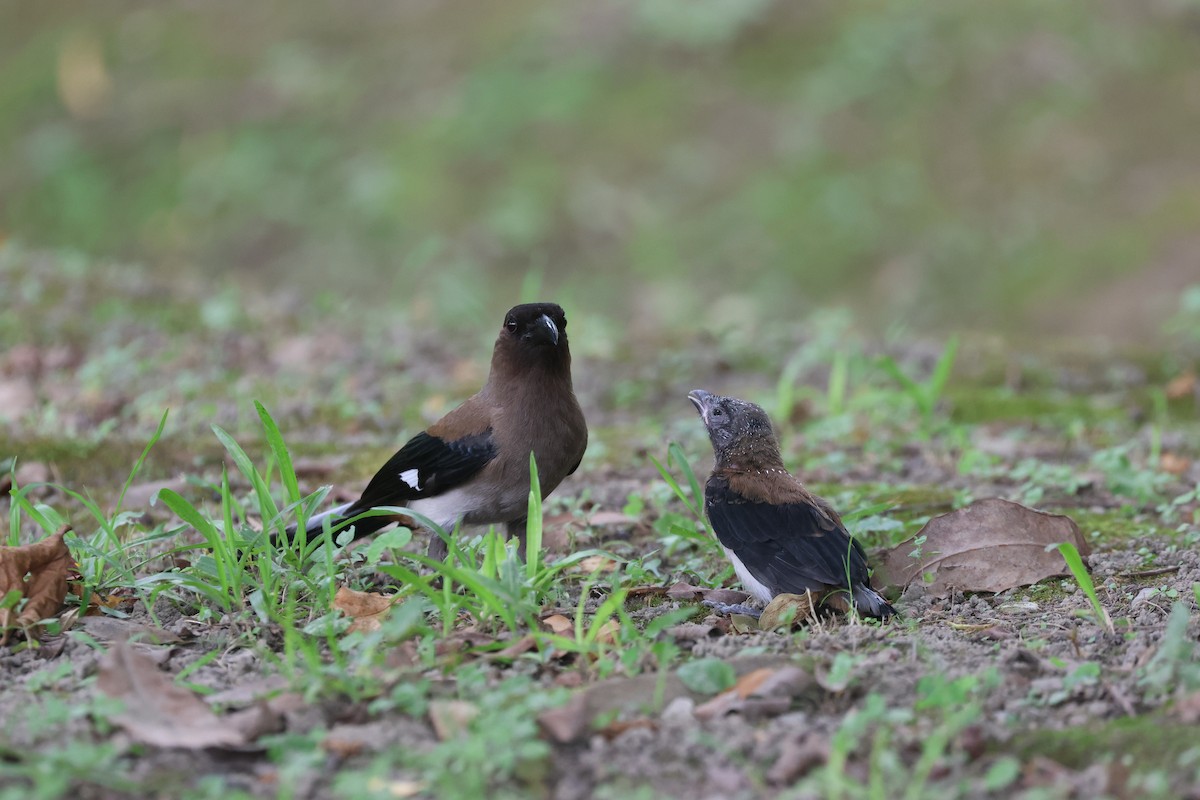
[703,600,763,619]
[505,517,528,561]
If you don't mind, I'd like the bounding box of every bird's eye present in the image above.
[505,318,518,332]
[712,408,723,417]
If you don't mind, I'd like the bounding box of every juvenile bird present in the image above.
[687,389,895,619]
[286,303,587,560]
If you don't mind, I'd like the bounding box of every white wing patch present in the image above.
[399,468,421,490]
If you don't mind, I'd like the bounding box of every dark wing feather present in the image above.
[704,475,872,595]
[346,430,497,515]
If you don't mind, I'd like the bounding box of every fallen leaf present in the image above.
[571,555,618,573]
[594,619,620,645]
[0,527,72,643]
[206,675,290,707]
[78,616,182,645]
[1165,371,1196,400]
[540,613,574,636]
[694,666,814,720]
[587,510,639,527]
[758,592,815,631]
[428,700,478,741]
[626,585,669,602]
[875,498,1090,597]
[537,692,589,743]
[537,655,801,744]
[665,622,720,642]
[96,640,246,749]
[323,721,397,758]
[1159,452,1190,476]
[365,778,426,798]
[666,581,751,606]
[1172,690,1200,725]
[224,703,285,741]
[333,586,396,634]
[492,634,537,660]
[598,717,657,739]
[767,731,829,785]
[728,667,777,699]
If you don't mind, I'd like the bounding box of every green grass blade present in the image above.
[1053,541,1113,633]
[255,401,300,505]
[526,452,543,583]
[669,441,704,516]
[114,409,169,515]
[212,424,280,524]
[927,335,959,401]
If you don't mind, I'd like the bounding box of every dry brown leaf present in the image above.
[587,510,639,527]
[538,656,805,744]
[598,717,657,739]
[666,581,751,606]
[694,665,813,720]
[0,527,72,642]
[97,640,246,749]
[1159,452,1191,476]
[593,619,621,645]
[1166,371,1196,400]
[571,555,618,573]
[492,634,537,660]
[758,592,815,631]
[875,498,1090,597]
[768,731,830,785]
[625,585,669,602]
[365,778,426,798]
[729,668,777,699]
[540,613,574,635]
[428,700,478,741]
[333,586,397,634]
[536,693,589,744]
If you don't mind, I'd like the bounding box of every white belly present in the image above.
[723,546,774,604]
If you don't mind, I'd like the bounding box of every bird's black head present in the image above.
[687,389,782,470]
[492,302,573,382]
[500,303,568,350]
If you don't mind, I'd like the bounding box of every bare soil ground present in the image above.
[2,255,1200,799]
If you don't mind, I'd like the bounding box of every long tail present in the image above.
[273,501,396,547]
[853,585,899,620]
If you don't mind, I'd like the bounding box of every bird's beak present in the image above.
[527,314,559,346]
[688,389,714,421]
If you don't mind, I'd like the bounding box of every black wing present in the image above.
[704,475,872,595]
[346,429,497,515]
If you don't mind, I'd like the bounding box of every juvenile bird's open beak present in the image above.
[688,389,714,423]
[527,314,559,346]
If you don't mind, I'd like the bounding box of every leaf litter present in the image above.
[96,640,252,750]
[0,526,72,642]
[4,289,1200,798]
[875,498,1091,597]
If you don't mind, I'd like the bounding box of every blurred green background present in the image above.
[4,0,1199,337]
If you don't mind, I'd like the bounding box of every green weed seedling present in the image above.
[1052,541,1113,634]
[1139,602,1200,701]
[378,454,612,640]
[876,335,958,431]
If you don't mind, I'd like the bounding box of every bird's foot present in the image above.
[702,600,763,619]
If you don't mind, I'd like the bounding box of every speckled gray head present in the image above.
[687,389,776,453]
